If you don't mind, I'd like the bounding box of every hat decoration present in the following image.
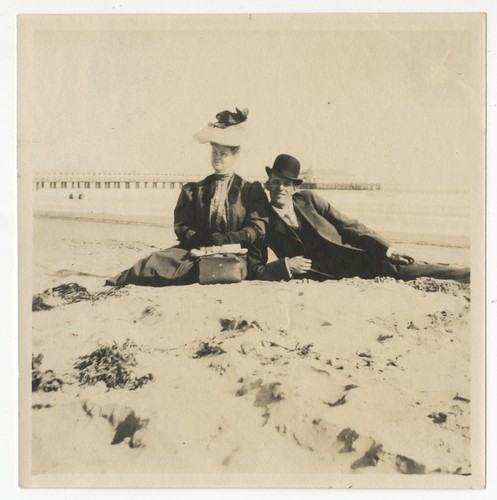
[194,107,249,146]
[211,108,249,129]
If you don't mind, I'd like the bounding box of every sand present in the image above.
[22,215,477,488]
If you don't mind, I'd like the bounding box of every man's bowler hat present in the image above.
[265,154,303,185]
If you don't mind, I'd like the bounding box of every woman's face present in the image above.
[210,143,238,174]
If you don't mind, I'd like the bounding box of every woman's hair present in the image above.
[211,143,240,155]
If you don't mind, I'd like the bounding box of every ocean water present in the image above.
[33,186,470,248]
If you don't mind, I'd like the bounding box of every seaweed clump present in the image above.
[32,353,64,392]
[406,277,469,296]
[33,283,128,311]
[73,342,153,390]
[193,342,226,358]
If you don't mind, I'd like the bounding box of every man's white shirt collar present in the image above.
[272,203,299,227]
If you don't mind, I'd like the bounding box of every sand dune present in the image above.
[22,216,477,487]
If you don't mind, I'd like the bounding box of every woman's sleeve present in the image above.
[224,181,270,246]
[174,183,201,248]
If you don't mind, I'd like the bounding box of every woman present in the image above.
[107,108,268,287]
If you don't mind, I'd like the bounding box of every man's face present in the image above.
[210,143,238,174]
[266,174,298,208]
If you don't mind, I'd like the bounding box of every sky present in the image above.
[18,13,485,189]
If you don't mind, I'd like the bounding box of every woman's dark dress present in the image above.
[107,173,268,286]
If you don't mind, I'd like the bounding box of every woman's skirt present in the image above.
[106,246,198,287]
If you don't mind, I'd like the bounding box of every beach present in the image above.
[23,188,476,487]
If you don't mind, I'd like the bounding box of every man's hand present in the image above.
[287,256,313,275]
[388,252,415,265]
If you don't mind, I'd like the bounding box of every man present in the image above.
[247,154,470,283]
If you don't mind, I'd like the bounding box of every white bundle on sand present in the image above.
[190,244,248,257]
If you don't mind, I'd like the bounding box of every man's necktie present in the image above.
[283,212,298,228]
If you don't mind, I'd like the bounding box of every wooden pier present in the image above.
[33,172,381,191]
[300,181,381,190]
[33,172,200,191]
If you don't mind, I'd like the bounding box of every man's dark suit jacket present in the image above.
[247,190,391,281]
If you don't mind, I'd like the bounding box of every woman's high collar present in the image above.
[211,172,234,181]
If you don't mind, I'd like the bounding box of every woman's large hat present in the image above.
[193,108,249,146]
[265,154,303,185]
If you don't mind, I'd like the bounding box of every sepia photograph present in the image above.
[16,11,486,489]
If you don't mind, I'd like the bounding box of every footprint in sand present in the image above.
[139,305,162,325]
